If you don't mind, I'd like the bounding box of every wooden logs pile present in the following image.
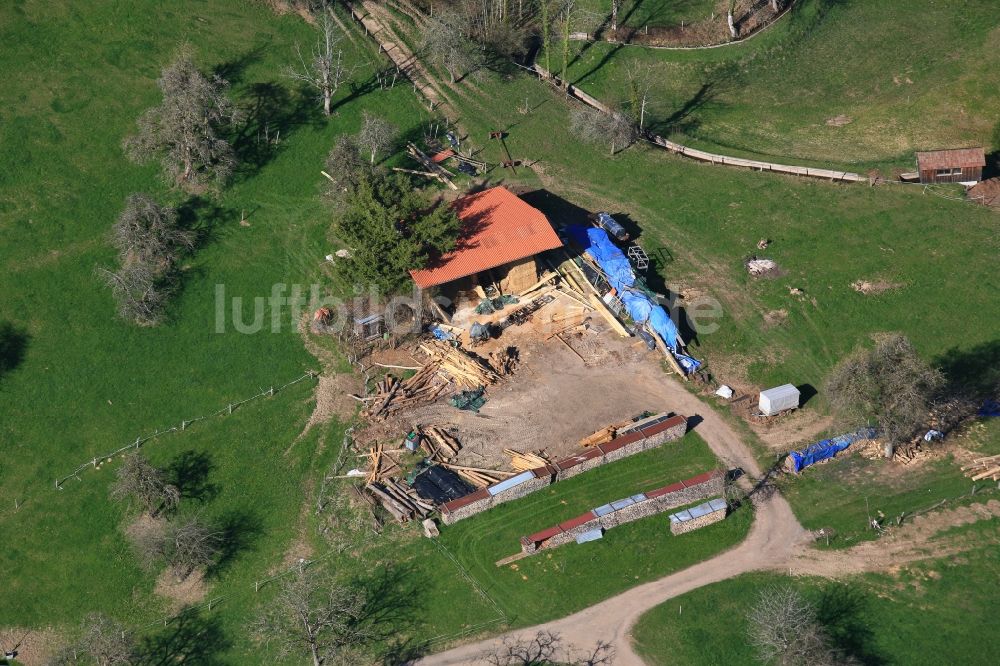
[579,419,634,447]
[962,454,1000,481]
[366,479,435,523]
[488,347,519,376]
[363,366,449,420]
[420,426,462,462]
[419,341,500,388]
[503,448,550,472]
[438,462,513,489]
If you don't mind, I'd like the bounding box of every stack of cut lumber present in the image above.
[363,366,449,420]
[366,479,434,523]
[962,454,1000,481]
[488,347,519,376]
[503,448,550,472]
[420,426,462,461]
[365,442,404,483]
[579,419,634,447]
[419,341,500,388]
[438,462,513,489]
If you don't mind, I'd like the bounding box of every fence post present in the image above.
[228,403,233,415]
[135,437,141,449]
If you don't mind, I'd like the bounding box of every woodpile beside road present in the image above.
[419,341,501,388]
[438,462,512,488]
[963,454,1000,481]
[504,448,550,472]
[579,419,634,447]
[420,425,462,461]
[366,478,434,523]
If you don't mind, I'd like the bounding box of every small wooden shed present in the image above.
[915,147,985,184]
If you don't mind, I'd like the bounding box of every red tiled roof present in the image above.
[559,512,597,531]
[645,482,685,499]
[525,525,563,544]
[440,488,490,513]
[409,187,563,289]
[916,147,985,170]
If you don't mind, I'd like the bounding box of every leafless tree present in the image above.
[570,106,636,155]
[160,515,223,581]
[747,587,839,666]
[45,613,137,666]
[483,630,615,666]
[556,0,576,82]
[610,0,623,32]
[421,10,480,83]
[110,452,181,517]
[826,333,944,458]
[285,10,354,116]
[111,194,194,271]
[96,262,168,326]
[357,111,397,164]
[123,50,240,193]
[322,135,374,203]
[253,568,372,666]
[625,62,655,130]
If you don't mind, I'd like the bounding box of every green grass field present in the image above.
[564,0,1000,169]
[631,520,1000,665]
[0,0,439,659]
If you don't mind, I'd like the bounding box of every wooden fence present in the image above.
[532,64,868,184]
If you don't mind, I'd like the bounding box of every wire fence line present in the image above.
[53,371,319,490]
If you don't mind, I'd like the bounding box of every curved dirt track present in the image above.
[418,377,812,665]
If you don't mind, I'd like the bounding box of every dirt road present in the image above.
[419,492,808,666]
[416,373,808,665]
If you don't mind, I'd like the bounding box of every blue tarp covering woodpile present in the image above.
[567,226,700,373]
[788,428,877,473]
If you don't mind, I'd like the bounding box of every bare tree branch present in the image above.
[284,10,356,115]
[123,49,240,193]
[253,568,373,666]
[110,452,181,517]
[357,111,397,164]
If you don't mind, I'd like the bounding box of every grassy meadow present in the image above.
[0,0,438,660]
[563,0,1000,169]
[631,524,1000,665]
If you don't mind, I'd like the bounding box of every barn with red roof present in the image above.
[409,186,562,301]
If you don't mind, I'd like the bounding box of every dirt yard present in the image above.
[360,297,691,470]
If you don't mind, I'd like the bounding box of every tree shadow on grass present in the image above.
[137,607,230,666]
[205,509,263,579]
[936,340,1000,403]
[350,563,433,663]
[0,321,29,381]
[166,450,219,503]
[231,81,324,179]
[816,583,886,665]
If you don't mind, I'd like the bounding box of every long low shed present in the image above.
[440,413,689,524]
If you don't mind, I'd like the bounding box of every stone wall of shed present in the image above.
[519,473,725,554]
[670,507,726,535]
[441,414,688,525]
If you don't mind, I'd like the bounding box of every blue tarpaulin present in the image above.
[788,428,877,473]
[568,225,698,372]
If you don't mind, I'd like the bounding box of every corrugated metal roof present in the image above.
[916,147,985,170]
[669,497,728,523]
[409,187,563,289]
[487,470,536,496]
[575,528,604,544]
[593,503,615,517]
[610,497,635,510]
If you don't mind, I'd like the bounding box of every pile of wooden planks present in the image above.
[488,347,519,376]
[420,426,462,462]
[362,366,449,420]
[503,448,550,472]
[438,462,513,489]
[419,341,500,388]
[962,454,1000,481]
[366,479,434,523]
[579,419,634,447]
